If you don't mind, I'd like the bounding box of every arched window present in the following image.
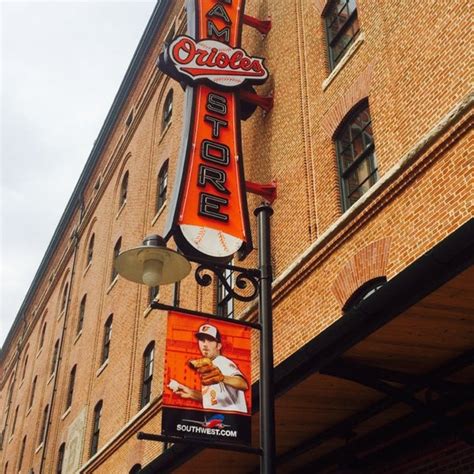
[129,464,142,474]
[325,0,360,70]
[87,233,95,265]
[77,294,87,334]
[140,342,155,409]
[10,406,19,435]
[39,404,49,445]
[335,101,377,211]
[60,283,69,313]
[156,160,168,212]
[56,443,66,474]
[111,238,122,282]
[65,365,77,410]
[162,89,173,130]
[51,339,60,375]
[343,276,386,313]
[18,436,27,471]
[29,376,37,408]
[90,400,103,457]
[148,286,159,305]
[119,171,129,208]
[101,316,113,364]
[39,321,47,350]
[22,353,29,380]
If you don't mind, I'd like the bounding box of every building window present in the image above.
[60,283,69,313]
[325,0,360,70]
[111,238,122,282]
[87,234,95,265]
[22,354,29,380]
[10,406,19,435]
[129,464,142,474]
[56,443,66,474]
[51,339,60,375]
[335,101,377,210]
[216,267,234,318]
[343,276,386,312]
[119,171,129,208]
[162,89,173,130]
[156,160,168,212]
[148,286,159,305]
[18,436,27,471]
[140,342,155,409]
[101,316,113,364]
[39,404,49,445]
[65,365,77,410]
[29,376,37,408]
[126,110,133,127]
[39,322,47,350]
[77,295,87,334]
[90,400,102,457]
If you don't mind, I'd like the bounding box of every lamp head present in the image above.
[114,235,191,286]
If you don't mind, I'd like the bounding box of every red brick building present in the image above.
[1,1,472,473]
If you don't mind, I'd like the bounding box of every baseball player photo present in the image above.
[170,323,249,413]
[162,311,252,444]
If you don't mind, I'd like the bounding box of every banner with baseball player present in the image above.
[162,311,252,445]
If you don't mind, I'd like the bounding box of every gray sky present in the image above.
[1,0,156,348]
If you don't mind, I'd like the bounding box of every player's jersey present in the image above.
[201,355,247,413]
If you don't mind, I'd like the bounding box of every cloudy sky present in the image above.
[1,0,156,347]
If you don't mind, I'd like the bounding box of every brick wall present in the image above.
[1,0,471,472]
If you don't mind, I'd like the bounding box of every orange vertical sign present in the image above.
[159,0,268,261]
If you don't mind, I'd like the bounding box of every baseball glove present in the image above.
[197,363,224,385]
[188,357,212,369]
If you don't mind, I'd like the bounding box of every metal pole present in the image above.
[255,203,276,474]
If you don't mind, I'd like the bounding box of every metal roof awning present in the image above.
[140,219,474,473]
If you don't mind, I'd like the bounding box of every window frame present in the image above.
[18,436,27,471]
[56,442,66,474]
[148,286,160,306]
[101,316,113,364]
[324,0,360,70]
[77,294,87,334]
[39,404,49,446]
[39,321,47,350]
[51,339,60,375]
[119,171,129,209]
[90,400,103,457]
[111,238,122,282]
[60,283,69,313]
[162,89,173,131]
[156,160,169,212]
[22,354,29,380]
[11,406,19,435]
[335,101,377,211]
[140,342,155,409]
[87,233,95,266]
[29,376,37,409]
[65,365,77,410]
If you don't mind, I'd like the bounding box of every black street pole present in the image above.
[255,203,276,474]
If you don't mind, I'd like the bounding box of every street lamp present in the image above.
[115,235,191,286]
[115,203,276,474]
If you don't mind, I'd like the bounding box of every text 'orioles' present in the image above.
[172,37,265,77]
